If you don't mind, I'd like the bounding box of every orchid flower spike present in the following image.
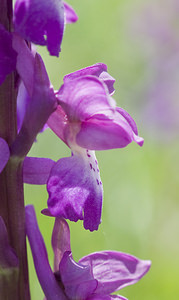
[43,64,144,231]
[26,205,151,300]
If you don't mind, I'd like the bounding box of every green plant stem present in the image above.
[0,1,30,299]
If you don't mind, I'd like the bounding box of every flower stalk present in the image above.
[0,1,30,299]
[0,158,30,300]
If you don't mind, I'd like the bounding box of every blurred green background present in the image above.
[25,0,179,299]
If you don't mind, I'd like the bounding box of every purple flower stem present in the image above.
[0,1,30,299]
[0,0,12,31]
[0,1,17,142]
[0,160,31,300]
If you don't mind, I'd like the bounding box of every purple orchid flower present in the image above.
[13,0,77,56]
[0,0,77,84]
[26,205,151,300]
[42,64,144,231]
[0,22,144,232]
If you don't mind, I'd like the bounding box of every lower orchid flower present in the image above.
[43,64,144,231]
[26,205,151,300]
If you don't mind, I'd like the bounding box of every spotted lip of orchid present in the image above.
[45,65,144,231]
[46,147,103,232]
[26,207,151,300]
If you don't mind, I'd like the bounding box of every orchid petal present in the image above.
[16,81,50,134]
[52,218,71,272]
[58,76,115,122]
[59,251,97,300]
[14,0,65,56]
[11,54,56,157]
[116,108,138,135]
[0,25,17,85]
[88,295,128,300]
[63,64,107,82]
[0,217,18,268]
[76,117,132,150]
[112,296,128,300]
[79,251,151,295]
[0,138,10,173]
[47,105,68,145]
[12,33,34,97]
[46,151,103,231]
[99,71,115,95]
[25,205,67,300]
[16,82,30,131]
[76,109,144,150]
[23,157,55,185]
[63,63,115,95]
[64,2,78,24]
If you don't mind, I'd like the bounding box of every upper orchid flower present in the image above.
[43,64,144,231]
[13,0,78,56]
[0,1,77,85]
[26,205,151,300]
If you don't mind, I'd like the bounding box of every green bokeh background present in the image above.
[25,0,179,299]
